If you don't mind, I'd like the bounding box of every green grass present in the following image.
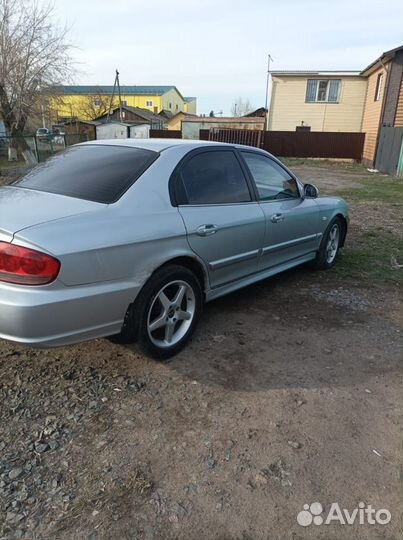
[329,230,403,285]
[279,157,367,172]
[335,177,403,204]
[333,176,403,285]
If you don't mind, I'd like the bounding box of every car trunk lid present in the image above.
[0,186,103,238]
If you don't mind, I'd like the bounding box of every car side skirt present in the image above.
[206,251,316,302]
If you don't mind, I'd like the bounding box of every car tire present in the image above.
[119,264,203,360]
[313,216,344,270]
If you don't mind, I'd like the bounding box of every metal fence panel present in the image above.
[375,127,403,175]
[0,133,88,164]
[204,128,263,147]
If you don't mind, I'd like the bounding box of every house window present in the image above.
[93,99,101,108]
[176,104,179,111]
[169,102,172,109]
[121,100,127,106]
[146,100,153,107]
[306,80,340,103]
[374,73,383,101]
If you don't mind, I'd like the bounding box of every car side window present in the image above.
[241,152,300,201]
[178,151,252,205]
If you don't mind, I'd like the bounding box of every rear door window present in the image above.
[14,145,158,203]
[177,150,252,205]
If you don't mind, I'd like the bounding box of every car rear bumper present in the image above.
[0,280,139,348]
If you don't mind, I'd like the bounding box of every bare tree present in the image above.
[75,90,114,121]
[0,0,73,163]
[230,97,254,117]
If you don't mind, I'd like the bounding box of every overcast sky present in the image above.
[51,0,403,115]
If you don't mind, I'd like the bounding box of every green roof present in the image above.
[53,85,177,96]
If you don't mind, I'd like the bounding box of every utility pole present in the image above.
[107,69,123,123]
[265,54,274,130]
[116,70,123,122]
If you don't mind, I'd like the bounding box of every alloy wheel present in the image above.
[147,280,196,348]
[326,224,340,264]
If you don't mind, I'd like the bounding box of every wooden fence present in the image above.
[263,131,365,160]
[199,128,365,160]
[149,129,182,139]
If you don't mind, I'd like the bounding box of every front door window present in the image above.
[241,152,300,201]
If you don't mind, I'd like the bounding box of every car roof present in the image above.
[78,138,253,153]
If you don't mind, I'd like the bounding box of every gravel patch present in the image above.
[0,348,146,537]
[309,285,372,311]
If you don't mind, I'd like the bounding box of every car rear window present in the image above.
[177,150,252,205]
[14,145,158,203]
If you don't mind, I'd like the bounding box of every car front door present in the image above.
[240,151,321,270]
[173,148,265,289]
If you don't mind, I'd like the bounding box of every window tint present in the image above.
[179,151,251,205]
[242,152,299,201]
[14,145,158,203]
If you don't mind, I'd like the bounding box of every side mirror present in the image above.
[304,183,319,198]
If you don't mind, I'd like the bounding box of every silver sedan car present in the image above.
[0,139,348,358]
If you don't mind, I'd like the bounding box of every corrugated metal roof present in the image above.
[271,70,362,77]
[183,117,264,123]
[119,105,161,121]
[361,45,403,76]
[53,85,177,95]
[97,121,134,126]
[94,105,162,123]
[64,119,101,126]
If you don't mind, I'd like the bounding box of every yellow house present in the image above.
[184,97,197,114]
[49,85,197,122]
[268,71,367,132]
[165,111,190,131]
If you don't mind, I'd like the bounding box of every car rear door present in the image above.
[240,150,321,270]
[173,148,265,289]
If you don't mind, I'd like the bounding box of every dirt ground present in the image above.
[0,164,402,540]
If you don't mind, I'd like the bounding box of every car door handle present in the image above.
[271,213,284,223]
[196,224,218,236]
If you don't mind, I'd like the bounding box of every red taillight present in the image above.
[0,242,60,285]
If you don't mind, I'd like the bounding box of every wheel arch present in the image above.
[157,255,209,297]
[115,254,207,345]
[334,213,348,247]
